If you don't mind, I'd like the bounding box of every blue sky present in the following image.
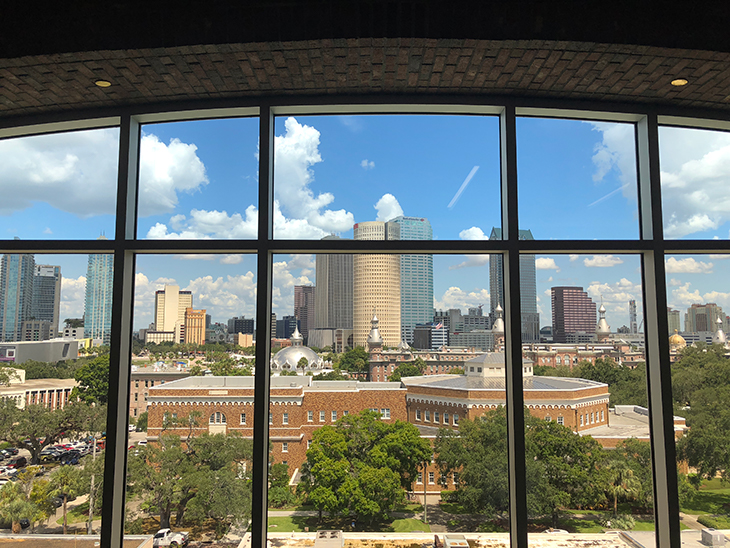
[2,116,730,332]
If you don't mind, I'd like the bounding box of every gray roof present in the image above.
[401,374,605,391]
[465,353,532,366]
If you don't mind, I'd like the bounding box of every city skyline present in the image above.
[3,116,729,336]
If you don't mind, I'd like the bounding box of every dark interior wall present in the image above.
[3,0,730,59]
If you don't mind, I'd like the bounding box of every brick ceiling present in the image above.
[1,2,730,121]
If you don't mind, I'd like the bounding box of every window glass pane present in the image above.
[138,117,259,239]
[0,252,109,536]
[659,126,730,239]
[126,253,257,541]
[0,128,119,239]
[517,117,639,239]
[272,115,501,240]
[268,253,508,535]
[518,254,654,540]
[667,254,730,530]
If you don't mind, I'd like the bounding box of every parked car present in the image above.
[60,451,81,466]
[152,528,189,547]
[40,450,62,463]
[6,456,27,469]
[3,448,19,456]
[50,492,77,508]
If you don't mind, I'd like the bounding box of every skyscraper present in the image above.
[31,264,62,338]
[0,245,35,342]
[551,286,596,343]
[353,221,401,347]
[84,242,114,345]
[488,227,539,342]
[184,308,206,345]
[629,299,638,335]
[154,284,193,343]
[313,236,353,331]
[685,303,728,333]
[387,216,434,345]
[667,308,681,335]
[294,285,316,342]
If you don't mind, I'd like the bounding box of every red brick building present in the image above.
[146,376,407,475]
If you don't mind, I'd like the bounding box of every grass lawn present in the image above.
[266,515,429,533]
[681,481,730,515]
[55,502,90,525]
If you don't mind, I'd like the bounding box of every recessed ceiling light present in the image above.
[671,78,689,87]
[94,79,112,88]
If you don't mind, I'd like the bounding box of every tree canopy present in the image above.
[338,347,370,372]
[389,363,423,382]
[72,355,110,404]
[298,410,431,524]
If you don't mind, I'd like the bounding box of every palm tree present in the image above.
[605,460,641,516]
[0,482,35,533]
[49,465,83,534]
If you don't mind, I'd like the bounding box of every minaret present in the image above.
[712,316,727,345]
[291,326,304,347]
[367,313,383,353]
[596,302,611,342]
[492,303,505,350]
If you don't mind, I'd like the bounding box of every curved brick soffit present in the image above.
[2,38,730,118]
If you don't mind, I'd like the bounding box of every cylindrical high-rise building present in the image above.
[353,222,400,347]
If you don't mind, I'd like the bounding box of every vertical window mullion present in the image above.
[101,111,139,548]
[252,103,274,548]
[637,114,681,548]
[500,104,528,548]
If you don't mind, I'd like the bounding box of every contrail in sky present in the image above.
[588,183,630,207]
[448,166,479,209]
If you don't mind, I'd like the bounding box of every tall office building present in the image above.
[353,221,401,347]
[551,286,596,343]
[0,245,35,342]
[294,285,316,342]
[31,264,62,338]
[184,308,206,345]
[667,308,681,335]
[629,299,638,335]
[685,303,728,333]
[84,241,114,345]
[154,284,193,343]
[276,315,299,339]
[489,227,539,342]
[313,236,353,330]
[228,316,254,335]
[387,216,434,345]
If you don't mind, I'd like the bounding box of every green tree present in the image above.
[0,367,19,386]
[298,410,430,524]
[338,347,370,372]
[189,365,204,376]
[436,408,606,527]
[447,367,464,375]
[297,356,309,372]
[127,432,252,530]
[64,318,84,328]
[603,458,641,516]
[315,369,348,381]
[136,411,148,432]
[389,363,423,382]
[0,482,36,533]
[72,354,109,404]
[0,401,105,464]
[49,465,84,534]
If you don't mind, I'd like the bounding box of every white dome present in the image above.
[272,345,323,371]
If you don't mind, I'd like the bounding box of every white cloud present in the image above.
[43,227,53,234]
[448,227,490,269]
[459,227,488,240]
[273,117,355,237]
[535,257,560,272]
[657,128,730,238]
[145,206,259,239]
[138,133,209,217]
[669,282,730,311]
[434,287,490,311]
[665,257,714,274]
[584,255,624,268]
[60,275,86,321]
[709,254,730,260]
[186,272,258,320]
[360,159,375,170]
[272,257,314,316]
[374,193,404,223]
[569,254,579,262]
[590,123,637,189]
[221,255,244,265]
[586,278,643,326]
[0,128,119,217]
[668,278,683,287]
